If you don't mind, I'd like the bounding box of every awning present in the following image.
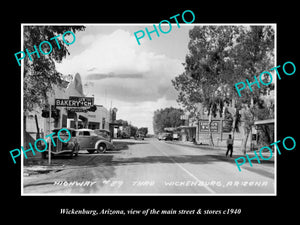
[254,118,274,125]
[176,126,197,131]
[78,115,88,121]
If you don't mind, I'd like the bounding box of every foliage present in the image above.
[23,26,85,112]
[115,119,129,127]
[222,107,233,132]
[173,25,274,115]
[230,26,275,103]
[251,98,274,146]
[153,107,184,134]
[172,26,241,122]
[115,119,140,138]
[172,25,275,147]
[137,127,148,136]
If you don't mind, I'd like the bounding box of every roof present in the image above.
[177,126,197,129]
[76,128,94,132]
[95,129,110,132]
[52,127,76,131]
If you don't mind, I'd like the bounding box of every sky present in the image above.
[55,24,193,134]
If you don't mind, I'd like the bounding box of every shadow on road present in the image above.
[113,140,148,151]
[111,154,223,166]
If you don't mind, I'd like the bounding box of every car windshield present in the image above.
[78,131,91,136]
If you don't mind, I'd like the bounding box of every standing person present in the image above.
[226,134,234,157]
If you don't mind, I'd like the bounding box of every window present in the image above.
[83,131,90,136]
[71,130,76,137]
[102,118,105,129]
[79,131,90,136]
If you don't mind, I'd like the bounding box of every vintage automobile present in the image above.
[158,132,173,141]
[94,129,112,142]
[134,133,145,140]
[42,128,80,158]
[77,128,114,154]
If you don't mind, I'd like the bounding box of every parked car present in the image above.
[94,129,112,142]
[164,133,173,141]
[77,129,114,154]
[158,132,173,141]
[42,128,79,158]
[157,132,165,140]
[135,134,144,140]
[172,133,179,141]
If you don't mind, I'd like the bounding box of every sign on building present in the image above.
[55,96,94,107]
[199,120,219,133]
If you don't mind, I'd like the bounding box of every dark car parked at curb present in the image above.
[42,128,80,159]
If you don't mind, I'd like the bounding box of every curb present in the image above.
[165,140,275,162]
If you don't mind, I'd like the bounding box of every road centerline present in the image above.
[152,141,216,194]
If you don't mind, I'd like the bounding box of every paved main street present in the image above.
[23,138,275,195]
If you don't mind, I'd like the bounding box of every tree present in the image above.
[232,26,274,153]
[23,25,85,113]
[130,125,138,137]
[173,26,240,146]
[115,119,129,127]
[153,107,183,134]
[172,25,275,150]
[115,119,139,138]
[137,127,148,136]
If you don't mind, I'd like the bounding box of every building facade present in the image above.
[24,73,114,152]
[179,102,255,148]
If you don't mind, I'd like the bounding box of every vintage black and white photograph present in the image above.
[21,24,276,195]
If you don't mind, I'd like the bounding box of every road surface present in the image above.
[23,138,275,195]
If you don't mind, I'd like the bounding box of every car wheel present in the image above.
[76,145,80,156]
[87,150,95,154]
[98,143,107,153]
[74,147,78,157]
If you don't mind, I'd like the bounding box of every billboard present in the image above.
[199,120,219,133]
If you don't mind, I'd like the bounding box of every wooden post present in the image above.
[35,115,40,139]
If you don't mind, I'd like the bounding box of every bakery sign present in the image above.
[55,96,94,110]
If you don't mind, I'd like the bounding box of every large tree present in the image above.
[153,107,184,134]
[23,26,85,113]
[231,26,274,153]
[172,25,274,150]
[173,26,240,146]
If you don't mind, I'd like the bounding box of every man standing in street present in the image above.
[226,134,234,157]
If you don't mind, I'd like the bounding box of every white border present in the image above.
[21,23,277,196]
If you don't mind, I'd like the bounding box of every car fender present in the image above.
[94,140,113,150]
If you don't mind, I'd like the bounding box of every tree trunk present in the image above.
[241,125,251,155]
[231,105,237,144]
[208,105,214,146]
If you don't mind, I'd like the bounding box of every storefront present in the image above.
[24,73,111,143]
[177,126,197,142]
[67,104,110,130]
[253,118,275,150]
